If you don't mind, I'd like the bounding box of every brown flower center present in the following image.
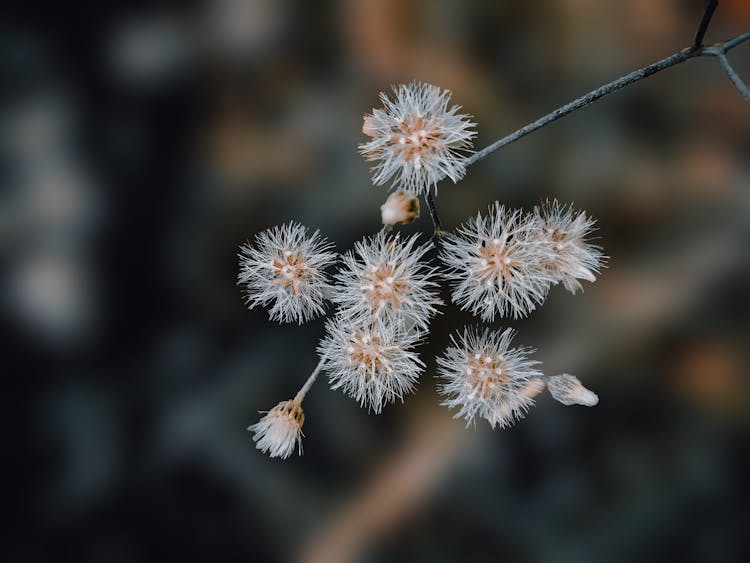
[465,349,510,398]
[348,331,391,374]
[271,252,310,295]
[472,238,520,286]
[362,262,409,311]
[389,115,443,166]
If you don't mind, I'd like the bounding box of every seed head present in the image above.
[359,81,476,195]
[331,231,442,333]
[437,326,543,429]
[319,317,425,413]
[238,222,337,324]
[533,200,604,294]
[249,399,305,459]
[440,203,554,321]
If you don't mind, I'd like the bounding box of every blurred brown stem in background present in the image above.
[297,412,467,563]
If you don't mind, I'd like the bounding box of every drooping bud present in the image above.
[249,399,305,459]
[547,374,599,406]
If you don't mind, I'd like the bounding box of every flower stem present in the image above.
[294,356,326,402]
[425,192,446,240]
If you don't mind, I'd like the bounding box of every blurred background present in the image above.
[3,1,750,561]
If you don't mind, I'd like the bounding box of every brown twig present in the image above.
[424,192,446,241]
[692,0,719,51]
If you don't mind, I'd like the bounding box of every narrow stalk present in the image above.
[425,192,445,239]
[692,0,719,51]
[718,54,750,102]
[294,356,326,402]
[720,30,750,52]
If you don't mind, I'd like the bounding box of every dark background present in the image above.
[3,1,750,562]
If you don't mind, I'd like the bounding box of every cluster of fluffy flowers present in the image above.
[241,82,603,459]
[442,200,603,320]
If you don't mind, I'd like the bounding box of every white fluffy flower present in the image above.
[318,317,424,413]
[440,203,554,321]
[437,326,544,429]
[249,399,305,459]
[546,374,599,406]
[331,231,442,333]
[360,81,476,195]
[238,222,337,324]
[533,200,604,294]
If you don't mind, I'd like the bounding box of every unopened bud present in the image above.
[380,191,420,227]
[547,374,599,406]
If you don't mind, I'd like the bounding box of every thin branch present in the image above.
[692,0,719,51]
[424,192,445,240]
[720,30,750,52]
[717,54,750,102]
[466,30,750,167]
[466,50,691,166]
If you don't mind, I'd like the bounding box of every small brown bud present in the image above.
[380,191,420,227]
